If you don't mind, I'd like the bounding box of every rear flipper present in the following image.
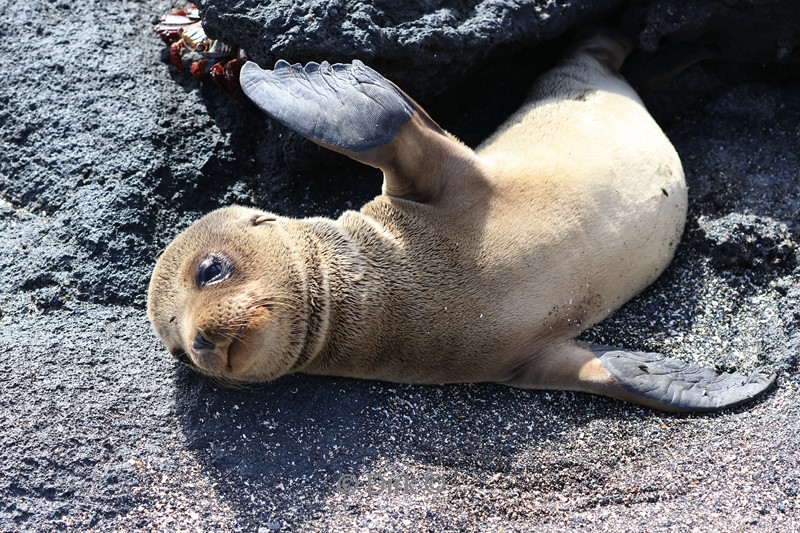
[590,345,776,412]
[501,341,776,413]
[621,42,720,97]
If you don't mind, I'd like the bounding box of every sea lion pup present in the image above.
[147,33,775,412]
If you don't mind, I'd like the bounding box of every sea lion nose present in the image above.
[193,331,216,351]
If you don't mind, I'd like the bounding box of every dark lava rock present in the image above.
[697,214,797,271]
[630,0,800,65]
[200,0,800,99]
[199,0,624,98]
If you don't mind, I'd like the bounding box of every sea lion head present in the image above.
[147,206,309,383]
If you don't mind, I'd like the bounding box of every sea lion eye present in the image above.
[196,254,233,287]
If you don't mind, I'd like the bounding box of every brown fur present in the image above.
[148,35,687,396]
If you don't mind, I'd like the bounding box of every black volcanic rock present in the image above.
[200,0,800,98]
[697,213,796,272]
[630,0,800,65]
[198,0,624,97]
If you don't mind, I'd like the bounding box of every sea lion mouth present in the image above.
[226,323,247,371]
[170,347,195,367]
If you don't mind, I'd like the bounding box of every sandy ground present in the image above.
[1,0,798,530]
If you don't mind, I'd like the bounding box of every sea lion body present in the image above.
[296,75,686,384]
[148,34,772,411]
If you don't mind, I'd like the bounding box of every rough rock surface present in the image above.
[697,213,796,272]
[200,0,800,98]
[630,0,800,64]
[1,0,799,530]
[199,0,624,97]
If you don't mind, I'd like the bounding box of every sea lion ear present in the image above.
[240,60,485,203]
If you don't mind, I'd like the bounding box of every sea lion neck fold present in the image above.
[282,213,398,378]
[279,219,333,372]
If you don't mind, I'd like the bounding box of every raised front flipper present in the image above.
[501,341,776,413]
[240,60,486,203]
[241,59,416,153]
